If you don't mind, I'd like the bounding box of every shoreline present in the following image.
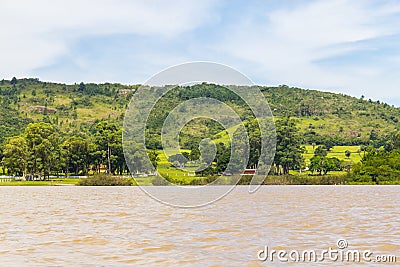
[1,182,399,186]
[1,174,399,186]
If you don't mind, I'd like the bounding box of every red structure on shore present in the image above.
[243,169,256,175]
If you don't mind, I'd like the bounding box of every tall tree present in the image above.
[314,145,328,157]
[309,156,340,175]
[385,131,400,151]
[274,117,304,175]
[2,136,30,177]
[0,146,3,175]
[63,136,89,175]
[110,129,127,175]
[148,150,160,170]
[92,121,119,174]
[24,122,60,179]
[10,77,17,85]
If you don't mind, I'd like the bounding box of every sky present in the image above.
[1,0,400,105]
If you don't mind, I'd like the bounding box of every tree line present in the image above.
[167,117,400,180]
[0,121,147,179]
[2,117,400,183]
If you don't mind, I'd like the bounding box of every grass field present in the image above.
[212,124,240,145]
[291,145,362,175]
[303,145,362,164]
[0,178,81,186]
[156,148,203,184]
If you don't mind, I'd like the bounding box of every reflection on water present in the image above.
[0,186,398,266]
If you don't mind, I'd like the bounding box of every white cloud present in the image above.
[216,0,400,102]
[0,0,218,78]
[2,0,400,105]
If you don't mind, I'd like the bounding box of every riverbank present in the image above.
[1,174,399,186]
[0,178,82,186]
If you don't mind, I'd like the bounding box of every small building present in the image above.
[243,169,256,175]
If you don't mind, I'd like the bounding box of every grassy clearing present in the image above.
[157,153,214,183]
[76,103,123,122]
[294,115,395,139]
[52,95,72,106]
[212,124,241,145]
[156,149,202,184]
[303,145,362,164]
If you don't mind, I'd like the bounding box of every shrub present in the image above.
[77,174,132,186]
[151,176,170,186]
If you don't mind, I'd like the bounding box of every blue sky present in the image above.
[1,0,400,105]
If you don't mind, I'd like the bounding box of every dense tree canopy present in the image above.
[273,117,305,175]
[1,121,154,178]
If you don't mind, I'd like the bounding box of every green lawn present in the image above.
[156,149,203,184]
[303,145,362,164]
[212,124,241,145]
[0,178,81,186]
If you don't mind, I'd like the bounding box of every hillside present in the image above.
[0,78,399,147]
[262,85,399,145]
[0,78,136,143]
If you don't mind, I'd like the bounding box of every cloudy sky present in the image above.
[1,0,400,105]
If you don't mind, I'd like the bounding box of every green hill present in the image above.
[262,85,399,146]
[0,78,399,148]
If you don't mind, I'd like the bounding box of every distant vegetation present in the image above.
[77,174,132,186]
[351,132,400,184]
[1,77,399,185]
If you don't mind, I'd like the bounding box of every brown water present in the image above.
[0,186,398,266]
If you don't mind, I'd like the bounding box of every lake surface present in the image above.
[0,186,398,266]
